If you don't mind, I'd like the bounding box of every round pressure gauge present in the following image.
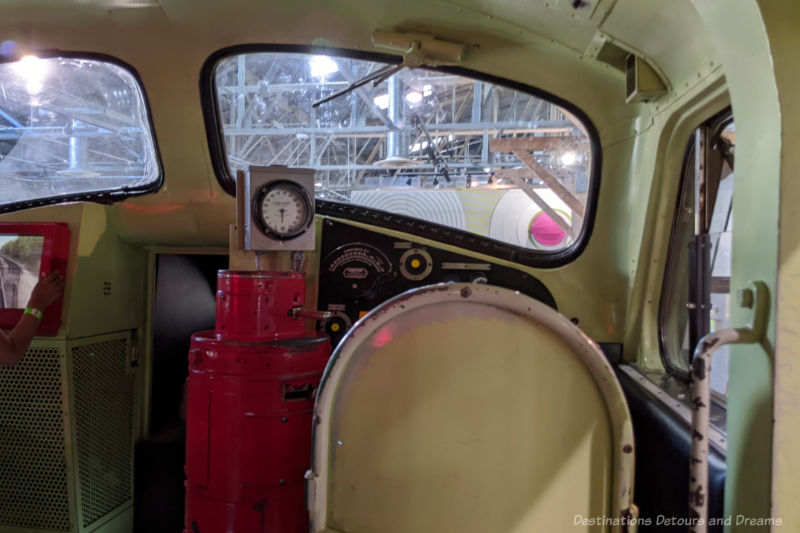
[253,180,314,240]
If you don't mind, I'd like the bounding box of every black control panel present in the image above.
[318,219,557,347]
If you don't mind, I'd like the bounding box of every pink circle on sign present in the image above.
[529,212,567,246]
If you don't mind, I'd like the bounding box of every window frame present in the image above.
[200,44,602,268]
[0,51,164,214]
[658,108,734,384]
[658,135,697,382]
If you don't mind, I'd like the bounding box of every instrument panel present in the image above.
[318,219,557,347]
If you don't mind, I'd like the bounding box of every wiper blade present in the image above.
[412,115,451,183]
[312,63,404,108]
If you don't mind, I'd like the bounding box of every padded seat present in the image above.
[308,284,636,533]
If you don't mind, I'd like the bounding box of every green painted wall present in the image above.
[759,1,800,531]
[690,1,782,530]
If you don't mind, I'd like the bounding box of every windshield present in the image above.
[211,51,594,253]
[0,55,160,210]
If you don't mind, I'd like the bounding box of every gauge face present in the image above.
[322,243,396,299]
[254,181,314,239]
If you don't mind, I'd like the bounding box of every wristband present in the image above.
[24,307,43,320]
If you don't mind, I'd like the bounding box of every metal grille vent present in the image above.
[72,338,134,528]
[0,347,70,531]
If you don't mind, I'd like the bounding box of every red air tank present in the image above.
[184,271,331,533]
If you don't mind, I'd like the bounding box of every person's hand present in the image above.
[27,272,65,310]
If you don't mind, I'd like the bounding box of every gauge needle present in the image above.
[280,208,285,222]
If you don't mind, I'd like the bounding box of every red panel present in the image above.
[0,222,69,336]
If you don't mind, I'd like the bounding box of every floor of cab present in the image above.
[134,434,185,533]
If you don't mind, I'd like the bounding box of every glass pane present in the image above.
[707,122,734,396]
[660,117,734,398]
[660,139,696,374]
[213,52,594,252]
[0,234,43,308]
[0,56,160,207]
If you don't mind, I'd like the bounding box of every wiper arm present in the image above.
[412,115,451,182]
[312,63,404,108]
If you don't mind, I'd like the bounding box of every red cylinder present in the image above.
[185,271,331,533]
[215,270,306,341]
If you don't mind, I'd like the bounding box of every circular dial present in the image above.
[324,311,353,341]
[399,248,434,281]
[254,181,314,240]
[322,243,395,299]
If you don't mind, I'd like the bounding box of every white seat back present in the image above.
[309,284,636,533]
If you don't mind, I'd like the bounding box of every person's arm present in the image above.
[0,272,65,366]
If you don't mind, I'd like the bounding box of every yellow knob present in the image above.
[330,322,341,332]
[410,258,421,269]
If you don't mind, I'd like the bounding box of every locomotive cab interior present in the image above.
[0,1,798,532]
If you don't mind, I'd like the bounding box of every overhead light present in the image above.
[483,166,491,173]
[309,55,338,79]
[314,182,322,186]
[13,55,48,95]
[373,93,389,110]
[405,90,423,104]
[423,84,432,97]
[560,151,577,166]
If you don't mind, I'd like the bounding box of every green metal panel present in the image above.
[757,2,800,531]
[67,206,149,339]
[689,1,780,530]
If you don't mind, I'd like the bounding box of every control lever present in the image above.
[290,308,333,321]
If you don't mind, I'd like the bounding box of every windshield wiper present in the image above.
[312,63,404,108]
[411,115,451,183]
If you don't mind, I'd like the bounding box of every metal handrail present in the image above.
[688,281,767,533]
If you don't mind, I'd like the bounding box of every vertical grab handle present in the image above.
[688,281,768,533]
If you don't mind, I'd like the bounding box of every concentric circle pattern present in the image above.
[351,191,466,230]
[490,190,572,249]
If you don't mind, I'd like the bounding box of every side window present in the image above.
[207,51,597,259]
[660,111,734,397]
[0,55,161,211]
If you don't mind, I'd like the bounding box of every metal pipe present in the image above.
[387,75,402,157]
[68,120,89,171]
[471,81,482,122]
[221,119,575,136]
[289,307,332,321]
[689,328,747,533]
